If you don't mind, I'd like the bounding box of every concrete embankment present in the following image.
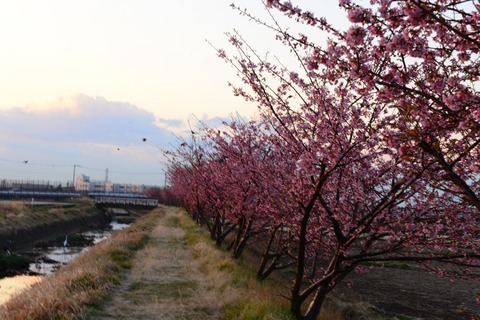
[0,202,111,252]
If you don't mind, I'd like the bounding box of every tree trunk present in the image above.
[230,217,246,251]
[301,285,330,320]
[257,225,282,280]
[232,219,252,259]
[291,173,326,318]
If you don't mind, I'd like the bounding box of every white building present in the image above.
[75,174,147,194]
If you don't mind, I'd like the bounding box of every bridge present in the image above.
[94,196,158,209]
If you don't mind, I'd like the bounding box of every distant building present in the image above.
[75,174,147,194]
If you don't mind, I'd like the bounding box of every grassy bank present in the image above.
[176,209,294,320]
[0,199,110,251]
[1,206,389,320]
[0,207,163,320]
[179,210,393,320]
[0,199,96,234]
[1,206,294,319]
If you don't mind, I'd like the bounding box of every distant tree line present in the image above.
[145,187,181,206]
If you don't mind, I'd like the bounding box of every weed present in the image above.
[108,248,132,269]
[0,254,30,275]
[222,298,294,320]
[69,272,99,290]
[167,215,180,227]
[218,258,235,272]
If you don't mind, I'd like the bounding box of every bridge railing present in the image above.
[94,197,158,207]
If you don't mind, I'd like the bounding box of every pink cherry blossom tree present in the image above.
[167,125,274,251]
[210,2,478,318]
[167,136,209,225]
[263,0,480,212]
[203,119,287,258]
[219,32,477,319]
[168,1,479,318]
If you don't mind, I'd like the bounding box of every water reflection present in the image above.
[27,220,129,275]
[0,220,130,305]
[28,246,85,275]
[0,275,42,304]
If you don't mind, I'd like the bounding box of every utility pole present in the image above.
[72,164,80,191]
[105,168,109,193]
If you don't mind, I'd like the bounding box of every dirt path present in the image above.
[89,207,220,320]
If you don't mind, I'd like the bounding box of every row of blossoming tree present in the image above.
[166,1,479,319]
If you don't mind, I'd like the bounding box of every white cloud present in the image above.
[0,94,186,185]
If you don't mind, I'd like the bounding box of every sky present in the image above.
[0,1,346,186]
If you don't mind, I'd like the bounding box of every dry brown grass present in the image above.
[0,207,163,320]
[177,209,294,320]
[0,201,29,212]
[0,202,29,219]
[89,207,223,320]
[0,202,70,230]
[0,205,386,320]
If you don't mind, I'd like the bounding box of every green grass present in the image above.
[222,298,294,320]
[0,254,30,273]
[108,248,134,269]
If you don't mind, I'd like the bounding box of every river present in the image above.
[0,220,130,305]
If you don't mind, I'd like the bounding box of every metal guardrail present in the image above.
[94,197,158,207]
[88,192,147,198]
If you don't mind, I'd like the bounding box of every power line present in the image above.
[78,166,162,175]
[0,158,71,167]
[0,158,163,176]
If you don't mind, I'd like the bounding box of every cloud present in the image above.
[155,118,189,136]
[0,94,250,185]
[0,94,187,184]
[1,95,172,146]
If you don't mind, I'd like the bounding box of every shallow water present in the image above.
[0,220,130,305]
[26,220,128,275]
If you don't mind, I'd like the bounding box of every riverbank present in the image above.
[0,206,160,319]
[0,206,294,320]
[0,199,111,253]
[90,207,478,320]
[88,206,293,320]
[0,199,111,278]
[2,206,476,319]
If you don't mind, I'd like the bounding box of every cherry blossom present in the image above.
[167,1,480,319]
